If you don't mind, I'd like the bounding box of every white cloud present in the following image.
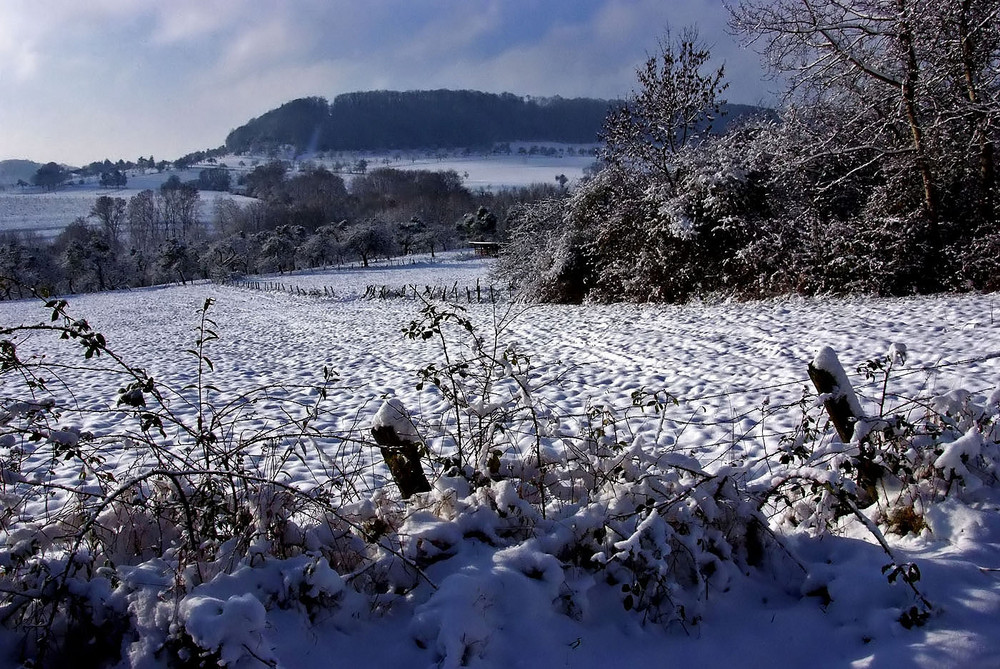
[216,17,307,78]
[395,2,504,59]
[0,8,44,83]
[0,41,40,83]
[148,1,247,45]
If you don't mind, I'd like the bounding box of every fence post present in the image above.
[807,347,858,444]
[371,400,431,499]
[808,346,880,507]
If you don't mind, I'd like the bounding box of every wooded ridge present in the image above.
[225,89,765,153]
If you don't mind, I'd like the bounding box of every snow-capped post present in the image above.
[372,399,431,499]
[808,346,881,507]
[808,346,862,444]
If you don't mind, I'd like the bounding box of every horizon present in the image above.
[0,1,775,166]
[5,91,772,170]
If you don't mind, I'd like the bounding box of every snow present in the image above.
[178,594,269,667]
[934,427,984,484]
[0,183,255,238]
[385,151,593,191]
[374,397,422,442]
[251,143,597,191]
[0,252,999,667]
[1,148,595,239]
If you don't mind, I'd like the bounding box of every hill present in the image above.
[0,159,42,186]
[225,89,767,154]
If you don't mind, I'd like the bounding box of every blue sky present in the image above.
[0,1,774,165]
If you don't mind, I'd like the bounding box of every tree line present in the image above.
[498,2,1000,302]
[0,163,564,298]
[19,155,211,192]
[225,89,764,155]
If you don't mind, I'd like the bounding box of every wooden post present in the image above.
[371,400,431,499]
[807,346,880,507]
[807,364,856,443]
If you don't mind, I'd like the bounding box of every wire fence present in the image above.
[221,277,517,303]
[488,347,1000,459]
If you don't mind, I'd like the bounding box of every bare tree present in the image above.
[127,189,160,253]
[213,197,249,236]
[934,0,1000,219]
[160,177,202,239]
[90,195,126,246]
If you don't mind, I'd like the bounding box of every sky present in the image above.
[0,0,775,166]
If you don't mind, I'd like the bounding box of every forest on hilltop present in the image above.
[224,89,763,154]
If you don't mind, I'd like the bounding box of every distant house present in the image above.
[469,241,500,258]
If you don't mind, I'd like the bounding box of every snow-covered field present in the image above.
[228,144,596,192]
[1,254,999,667]
[0,181,254,238]
[361,146,596,191]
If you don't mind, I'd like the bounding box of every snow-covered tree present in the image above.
[600,27,727,182]
[729,0,1000,279]
[345,220,395,267]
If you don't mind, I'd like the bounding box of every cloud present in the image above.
[0,1,773,164]
[0,7,46,83]
[0,41,40,83]
[148,1,247,45]
[216,17,309,78]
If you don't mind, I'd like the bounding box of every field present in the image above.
[0,176,254,238]
[0,253,999,666]
[348,144,596,190]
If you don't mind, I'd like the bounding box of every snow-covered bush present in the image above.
[500,87,1000,304]
[498,123,775,303]
[751,343,1000,628]
[398,303,768,635]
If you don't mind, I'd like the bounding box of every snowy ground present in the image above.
[0,179,254,238]
[246,142,598,190]
[1,254,999,667]
[355,145,596,191]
